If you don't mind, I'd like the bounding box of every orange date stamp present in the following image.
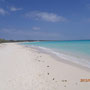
[80,79,90,82]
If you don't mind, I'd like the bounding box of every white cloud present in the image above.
[26,11,67,22]
[0,28,62,40]
[0,8,7,15]
[10,7,22,12]
[32,27,40,31]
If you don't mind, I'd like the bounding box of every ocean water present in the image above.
[21,40,90,68]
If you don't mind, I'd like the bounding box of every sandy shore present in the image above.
[0,43,90,90]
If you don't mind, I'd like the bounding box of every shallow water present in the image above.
[20,40,90,68]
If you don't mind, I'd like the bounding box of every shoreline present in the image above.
[0,43,90,90]
[20,44,90,72]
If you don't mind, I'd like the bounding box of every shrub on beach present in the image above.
[0,38,7,43]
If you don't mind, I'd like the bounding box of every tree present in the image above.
[0,38,7,43]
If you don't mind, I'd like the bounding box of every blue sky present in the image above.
[0,0,90,40]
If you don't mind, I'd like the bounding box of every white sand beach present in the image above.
[0,43,90,90]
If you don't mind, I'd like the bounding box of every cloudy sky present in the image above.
[0,0,90,40]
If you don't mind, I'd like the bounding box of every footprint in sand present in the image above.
[47,73,49,75]
[47,65,50,67]
[64,85,66,87]
[75,82,78,85]
[38,59,45,62]
[61,80,67,82]
[61,80,68,88]
[38,60,41,62]
[53,78,55,80]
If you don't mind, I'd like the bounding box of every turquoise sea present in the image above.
[21,40,90,68]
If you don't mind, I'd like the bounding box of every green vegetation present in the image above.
[0,38,55,43]
[0,38,39,43]
[0,38,8,43]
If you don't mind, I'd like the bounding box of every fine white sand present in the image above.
[0,43,90,90]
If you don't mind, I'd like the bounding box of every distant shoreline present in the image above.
[0,39,90,44]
